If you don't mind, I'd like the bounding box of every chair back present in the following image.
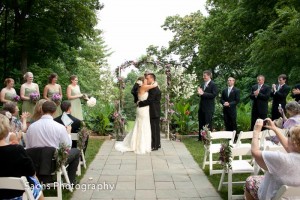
[0,176,35,200]
[231,146,252,157]
[210,131,236,142]
[71,133,78,141]
[273,185,300,200]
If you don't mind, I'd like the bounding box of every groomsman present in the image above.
[291,83,300,102]
[220,77,240,131]
[270,74,290,120]
[250,75,271,130]
[197,70,218,140]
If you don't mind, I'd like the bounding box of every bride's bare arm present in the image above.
[141,82,158,91]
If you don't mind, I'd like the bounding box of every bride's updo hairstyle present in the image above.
[136,76,145,87]
[0,113,10,140]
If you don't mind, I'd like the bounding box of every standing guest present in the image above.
[43,73,62,118]
[0,114,44,200]
[20,72,40,121]
[26,101,80,185]
[244,119,300,200]
[197,70,218,140]
[291,83,300,102]
[31,99,47,123]
[220,77,240,131]
[270,74,290,120]
[0,78,17,104]
[250,75,271,130]
[67,75,83,120]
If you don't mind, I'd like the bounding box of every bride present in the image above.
[115,76,158,154]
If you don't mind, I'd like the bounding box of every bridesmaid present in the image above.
[43,73,62,118]
[67,75,83,120]
[20,72,40,121]
[0,78,17,104]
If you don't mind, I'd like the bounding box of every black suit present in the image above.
[250,84,271,130]
[139,86,161,149]
[291,83,300,102]
[198,80,218,139]
[271,84,290,120]
[220,87,240,131]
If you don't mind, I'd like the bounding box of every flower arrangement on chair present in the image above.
[201,124,211,150]
[54,143,70,172]
[51,93,62,106]
[78,125,90,151]
[29,92,40,103]
[219,140,233,171]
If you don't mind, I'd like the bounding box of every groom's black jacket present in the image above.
[138,86,161,118]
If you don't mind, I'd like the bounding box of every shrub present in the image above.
[237,103,251,131]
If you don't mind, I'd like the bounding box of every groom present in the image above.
[138,73,161,151]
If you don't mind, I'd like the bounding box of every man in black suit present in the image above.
[197,70,218,140]
[54,101,88,153]
[138,73,161,151]
[291,83,300,102]
[250,75,271,130]
[220,77,240,131]
[271,74,290,120]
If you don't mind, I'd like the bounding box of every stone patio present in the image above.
[71,138,222,200]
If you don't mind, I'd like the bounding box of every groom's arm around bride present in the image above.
[138,73,162,150]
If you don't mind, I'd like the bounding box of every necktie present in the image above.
[204,83,207,90]
[228,87,232,97]
[258,85,262,90]
[277,85,281,91]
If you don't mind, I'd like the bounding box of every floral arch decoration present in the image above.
[114,57,177,140]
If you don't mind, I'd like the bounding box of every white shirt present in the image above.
[258,151,300,200]
[26,115,72,149]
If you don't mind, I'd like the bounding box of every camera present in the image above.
[263,120,269,126]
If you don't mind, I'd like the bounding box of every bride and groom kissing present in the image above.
[115,73,161,154]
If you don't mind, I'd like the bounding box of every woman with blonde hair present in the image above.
[0,78,17,104]
[31,99,47,122]
[0,114,44,199]
[20,72,40,121]
[244,119,300,200]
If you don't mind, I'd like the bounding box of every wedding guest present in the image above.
[220,77,240,131]
[197,70,218,140]
[67,75,84,120]
[0,113,44,200]
[291,83,300,102]
[279,101,300,129]
[250,75,271,130]
[0,78,17,104]
[244,119,300,200]
[270,74,290,120]
[20,72,40,121]
[26,101,80,185]
[43,73,62,118]
[31,99,47,123]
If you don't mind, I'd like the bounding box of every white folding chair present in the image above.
[0,176,36,200]
[273,185,300,200]
[218,146,255,200]
[202,130,236,175]
[71,133,87,176]
[261,129,288,151]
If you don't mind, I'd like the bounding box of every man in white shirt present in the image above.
[26,101,80,185]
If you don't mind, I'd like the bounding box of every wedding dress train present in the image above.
[115,92,151,154]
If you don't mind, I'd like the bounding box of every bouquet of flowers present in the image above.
[219,141,233,171]
[201,124,211,150]
[54,143,70,172]
[11,94,20,102]
[87,97,96,107]
[51,93,62,105]
[29,92,40,103]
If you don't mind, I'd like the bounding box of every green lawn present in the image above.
[182,138,251,200]
[43,137,104,200]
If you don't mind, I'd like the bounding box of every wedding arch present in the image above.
[115,57,176,140]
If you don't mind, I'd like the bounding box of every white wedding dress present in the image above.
[115,92,151,154]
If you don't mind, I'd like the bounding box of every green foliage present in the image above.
[171,100,198,135]
[83,103,114,136]
[213,100,225,130]
[237,103,252,131]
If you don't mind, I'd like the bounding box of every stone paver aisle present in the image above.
[71,138,222,200]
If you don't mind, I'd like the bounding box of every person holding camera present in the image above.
[244,118,300,200]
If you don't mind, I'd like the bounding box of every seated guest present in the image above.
[26,101,80,185]
[54,100,89,154]
[31,99,47,123]
[0,113,44,200]
[244,119,300,200]
[279,101,300,129]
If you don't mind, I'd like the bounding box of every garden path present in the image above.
[71,137,222,200]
